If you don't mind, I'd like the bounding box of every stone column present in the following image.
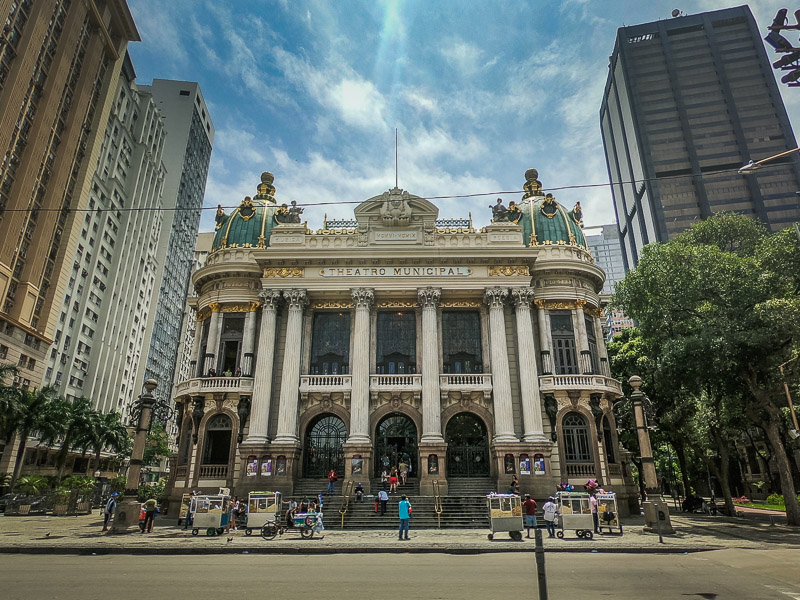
[484,288,518,443]
[574,300,591,374]
[511,288,547,442]
[243,290,281,445]
[203,303,222,374]
[240,302,259,376]
[272,289,308,444]
[190,314,204,378]
[534,299,553,375]
[419,287,444,443]
[348,288,374,444]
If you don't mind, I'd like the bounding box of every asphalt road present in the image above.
[1,549,798,600]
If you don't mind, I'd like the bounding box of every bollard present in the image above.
[534,528,548,600]
[656,510,665,544]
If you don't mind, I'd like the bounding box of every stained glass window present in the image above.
[550,312,578,375]
[376,311,416,374]
[442,311,482,373]
[310,312,351,374]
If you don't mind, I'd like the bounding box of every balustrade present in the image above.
[566,462,596,478]
[198,464,228,479]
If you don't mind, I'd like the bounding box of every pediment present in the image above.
[354,187,439,229]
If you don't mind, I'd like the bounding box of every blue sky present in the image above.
[126,0,797,234]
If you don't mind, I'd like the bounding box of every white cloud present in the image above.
[326,78,388,130]
[440,37,484,76]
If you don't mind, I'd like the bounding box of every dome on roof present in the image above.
[212,172,278,251]
[517,169,587,248]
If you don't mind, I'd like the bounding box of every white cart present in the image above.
[486,493,524,541]
[596,492,622,534]
[243,491,281,535]
[556,492,595,539]
[191,494,231,536]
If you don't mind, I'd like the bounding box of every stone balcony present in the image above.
[538,373,623,397]
[299,374,352,401]
[370,374,422,401]
[174,376,254,397]
[439,373,493,399]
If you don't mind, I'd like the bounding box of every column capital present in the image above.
[417,287,441,309]
[533,298,546,309]
[483,287,508,309]
[209,302,222,313]
[510,287,535,308]
[575,298,587,309]
[351,287,375,309]
[259,289,282,309]
[282,288,308,309]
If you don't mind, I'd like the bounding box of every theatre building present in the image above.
[167,169,637,513]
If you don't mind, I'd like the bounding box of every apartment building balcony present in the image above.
[174,376,254,397]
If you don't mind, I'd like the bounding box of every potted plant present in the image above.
[62,476,97,514]
[13,475,48,515]
[52,487,71,516]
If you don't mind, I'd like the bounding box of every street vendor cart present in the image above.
[486,493,524,541]
[261,510,319,540]
[556,492,594,539]
[191,494,231,536]
[596,492,622,534]
[243,491,281,536]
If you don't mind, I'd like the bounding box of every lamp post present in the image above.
[738,147,800,174]
[628,375,674,534]
[111,379,158,534]
[778,356,800,440]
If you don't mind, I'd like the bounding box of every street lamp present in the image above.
[111,378,158,534]
[628,376,674,535]
[778,356,800,440]
[738,147,800,174]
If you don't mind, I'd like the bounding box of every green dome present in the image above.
[212,172,278,251]
[517,169,587,248]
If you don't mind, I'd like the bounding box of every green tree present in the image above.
[40,396,95,484]
[143,422,170,467]
[613,213,800,525]
[77,410,131,475]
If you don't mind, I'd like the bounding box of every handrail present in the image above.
[339,480,354,529]
[432,479,443,529]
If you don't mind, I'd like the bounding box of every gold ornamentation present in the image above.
[264,267,304,278]
[316,228,357,235]
[533,299,601,312]
[540,194,559,219]
[209,302,221,313]
[440,301,481,308]
[376,301,418,308]
[488,265,530,277]
[575,299,587,309]
[311,301,354,309]
[586,306,605,318]
[239,197,256,221]
[196,307,211,322]
[221,303,259,313]
[248,301,261,311]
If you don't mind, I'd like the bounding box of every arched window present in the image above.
[202,414,232,464]
[303,414,346,477]
[603,416,616,463]
[562,412,592,462]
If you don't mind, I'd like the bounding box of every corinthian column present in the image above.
[272,289,308,444]
[203,303,222,374]
[574,300,591,374]
[511,288,547,442]
[243,290,281,445]
[240,302,259,377]
[534,299,553,375]
[484,288,518,443]
[419,287,444,443]
[348,288,374,444]
[190,313,204,378]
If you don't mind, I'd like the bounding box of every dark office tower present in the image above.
[600,6,800,269]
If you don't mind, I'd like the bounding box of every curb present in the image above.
[0,544,724,556]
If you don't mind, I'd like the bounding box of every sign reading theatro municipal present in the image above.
[167,169,637,514]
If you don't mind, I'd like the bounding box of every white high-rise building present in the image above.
[584,224,633,341]
[136,80,214,408]
[43,53,167,417]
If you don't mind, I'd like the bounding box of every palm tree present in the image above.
[41,396,94,484]
[0,362,20,443]
[77,410,130,476]
[5,385,61,488]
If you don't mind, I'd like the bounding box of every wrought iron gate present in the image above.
[446,413,490,477]
[303,415,345,477]
[374,414,418,477]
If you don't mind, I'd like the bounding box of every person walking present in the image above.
[389,468,398,493]
[398,495,412,540]
[589,491,600,534]
[102,492,118,532]
[327,469,338,496]
[398,461,409,486]
[142,497,158,533]
[543,496,558,538]
[523,494,538,538]
[378,489,389,516]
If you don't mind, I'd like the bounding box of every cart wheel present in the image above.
[584,531,593,540]
[261,524,278,540]
[577,530,584,538]
[305,516,315,527]
[509,531,522,541]
[191,529,198,536]
[206,528,216,536]
[301,528,314,539]
[216,528,225,536]
[487,533,494,540]
[245,528,252,536]
[556,531,564,539]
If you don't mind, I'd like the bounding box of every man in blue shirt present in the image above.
[398,494,412,540]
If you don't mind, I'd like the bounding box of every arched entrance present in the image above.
[303,414,346,477]
[446,413,490,477]
[374,414,418,477]
[202,414,233,465]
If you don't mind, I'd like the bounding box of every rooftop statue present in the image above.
[275,199,304,225]
[380,188,412,226]
[490,198,522,224]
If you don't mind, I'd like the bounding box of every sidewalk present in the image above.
[1,511,797,555]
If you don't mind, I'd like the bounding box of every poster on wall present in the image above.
[276,455,286,476]
[351,455,363,475]
[520,454,531,475]
[504,453,516,474]
[427,454,439,475]
[261,457,273,476]
[534,453,545,475]
[246,457,258,477]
